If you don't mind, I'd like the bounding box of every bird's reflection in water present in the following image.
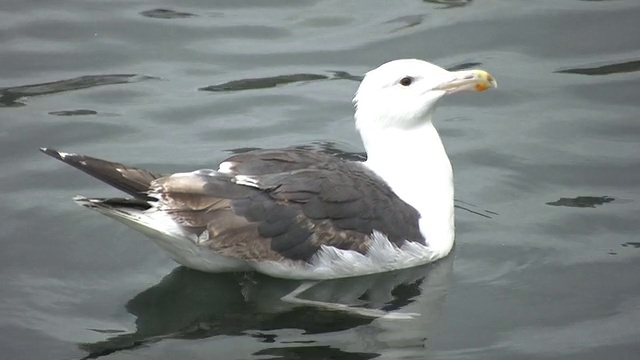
[79,253,453,359]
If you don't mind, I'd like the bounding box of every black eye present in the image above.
[399,76,413,86]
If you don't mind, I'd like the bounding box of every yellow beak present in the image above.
[434,69,497,93]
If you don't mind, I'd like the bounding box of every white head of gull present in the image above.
[40,59,496,282]
[354,59,497,259]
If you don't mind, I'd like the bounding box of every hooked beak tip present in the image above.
[435,69,498,93]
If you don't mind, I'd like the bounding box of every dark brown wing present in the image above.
[40,148,163,200]
[222,149,340,175]
[153,150,425,262]
[42,148,425,263]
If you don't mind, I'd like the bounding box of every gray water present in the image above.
[1,1,639,359]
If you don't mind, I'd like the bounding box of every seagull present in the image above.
[41,59,496,280]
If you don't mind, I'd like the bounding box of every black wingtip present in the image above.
[40,147,62,160]
[39,147,80,163]
[39,147,162,199]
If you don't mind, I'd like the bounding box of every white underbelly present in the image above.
[112,211,252,272]
[149,231,252,273]
[108,209,450,278]
[147,228,444,279]
[250,231,443,280]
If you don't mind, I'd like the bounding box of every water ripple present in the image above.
[139,9,197,20]
[546,196,616,208]
[199,74,328,92]
[48,109,98,116]
[0,74,157,107]
[423,0,473,9]
[556,59,640,75]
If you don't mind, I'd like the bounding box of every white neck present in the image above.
[358,118,455,257]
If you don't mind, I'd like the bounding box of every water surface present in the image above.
[1,0,639,359]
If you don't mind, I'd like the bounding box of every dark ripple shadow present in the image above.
[621,242,640,248]
[454,200,498,219]
[0,74,157,107]
[328,70,363,82]
[197,67,376,93]
[546,196,615,208]
[48,109,98,116]
[555,59,640,76]
[199,74,329,92]
[423,0,473,9]
[199,63,481,93]
[77,257,453,359]
[254,346,379,359]
[385,14,426,33]
[139,9,197,19]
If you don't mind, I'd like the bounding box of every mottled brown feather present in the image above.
[42,148,424,263]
